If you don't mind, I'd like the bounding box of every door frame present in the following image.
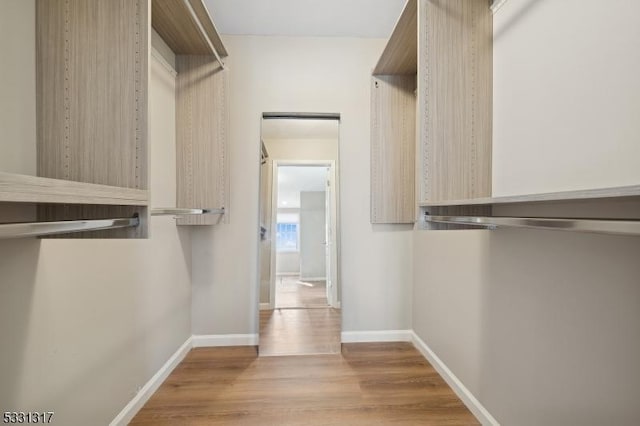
[269,160,340,310]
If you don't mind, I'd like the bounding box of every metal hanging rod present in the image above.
[183,0,225,69]
[262,112,341,121]
[151,207,225,216]
[0,217,139,239]
[424,215,640,236]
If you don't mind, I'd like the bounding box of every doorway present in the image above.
[257,115,341,356]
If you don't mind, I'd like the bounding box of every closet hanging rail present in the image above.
[424,214,640,236]
[151,207,225,216]
[182,0,225,69]
[0,217,139,239]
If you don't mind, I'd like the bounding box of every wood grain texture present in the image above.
[276,276,328,309]
[419,184,640,207]
[259,308,341,356]
[373,0,417,75]
[36,0,148,190]
[34,0,149,238]
[188,0,228,57]
[152,0,228,56]
[0,172,148,205]
[131,343,480,425]
[416,0,429,210]
[176,56,228,226]
[371,75,416,224]
[421,0,492,203]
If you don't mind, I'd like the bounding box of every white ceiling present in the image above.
[204,0,406,38]
[262,119,339,140]
[277,166,327,208]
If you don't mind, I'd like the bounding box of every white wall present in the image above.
[0,0,36,175]
[299,191,326,279]
[264,138,338,161]
[413,1,640,424]
[413,230,640,425]
[191,35,413,335]
[0,47,193,425]
[492,0,640,196]
[276,252,300,274]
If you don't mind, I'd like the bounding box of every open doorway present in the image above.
[258,114,341,356]
[274,165,331,308]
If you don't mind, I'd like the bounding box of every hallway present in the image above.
[130,343,479,425]
[276,275,328,308]
[261,274,340,355]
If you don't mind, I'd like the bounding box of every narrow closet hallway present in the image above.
[2,0,640,425]
[130,343,478,425]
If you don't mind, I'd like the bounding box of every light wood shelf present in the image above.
[419,185,640,207]
[152,1,230,226]
[0,172,149,206]
[370,0,492,223]
[372,0,417,75]
[152,0,228,56]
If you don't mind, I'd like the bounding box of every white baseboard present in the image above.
[259,303,272,310]
[110,337,192,426]
[192,333,258,347]
[111,330,497,426]
[341,329,412,343]
[410,331,499,426]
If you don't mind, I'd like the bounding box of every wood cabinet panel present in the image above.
[34,0,149,237]
[370,75,416,224]
[421,0,492,203]
[36,0,148,190]
[175,56,228,225]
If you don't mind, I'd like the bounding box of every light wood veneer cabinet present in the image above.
[153,0,229,226]
[370,0,493,224]
[0,0,229,237]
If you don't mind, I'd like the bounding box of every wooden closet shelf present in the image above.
[0,172,149,206]
[419,185,640,207]
[152,0,228,56]
[373,0,417,75]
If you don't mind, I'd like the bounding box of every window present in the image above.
[276,222,298,251]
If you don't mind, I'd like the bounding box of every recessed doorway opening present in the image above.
[257,114,341,356]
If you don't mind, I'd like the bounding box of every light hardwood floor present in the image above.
[259,308,341,356]
[131,343,479,425]
[276,275,328,308]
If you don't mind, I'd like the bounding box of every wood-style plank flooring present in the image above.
[260,274,340,356]
[131,343,480,425]
[276,275,328,308]
[259,308,341,356]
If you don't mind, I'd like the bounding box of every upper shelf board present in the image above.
[373,0,417,75]
[0,172,149,206]
[152,0,228,56]
[419,185,640,207]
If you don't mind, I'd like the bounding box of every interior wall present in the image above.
[492,0,640,196]
[0,0,36,175]
[275,206,301,275]
[299,191,326,280]
[413,230,640,425]
[191,35,413,335]
[412,1,640,424]
[0,47,193,425]
[263,138,338,161]
[276,252,300,274]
